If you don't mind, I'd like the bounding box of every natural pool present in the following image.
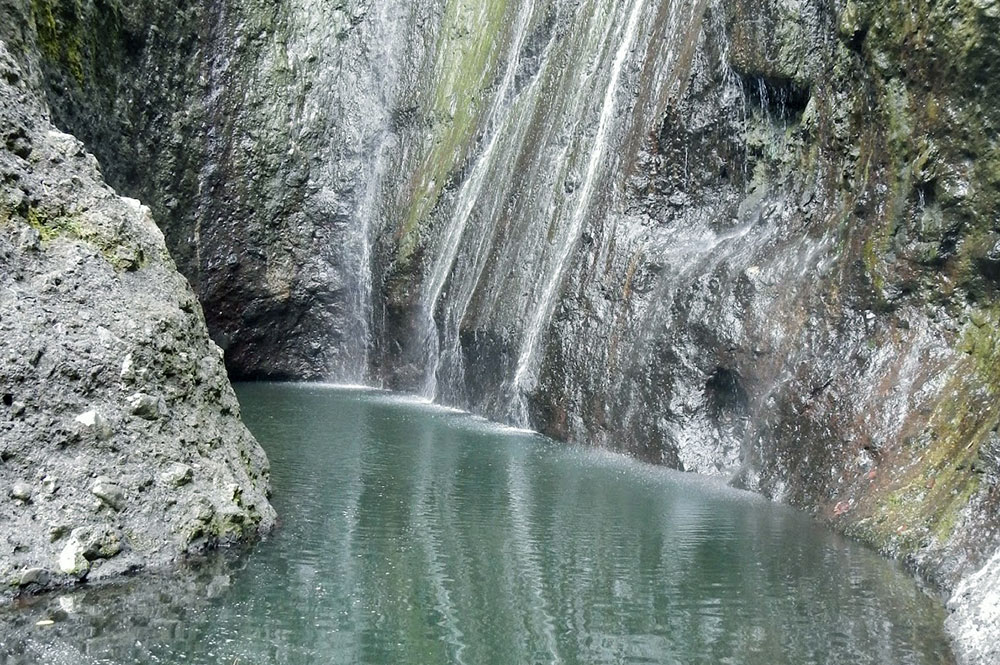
[2,384,954,664]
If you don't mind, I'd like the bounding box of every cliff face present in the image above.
[3,0,1000,661]
[0,35,274,597]
[2,0,448,382]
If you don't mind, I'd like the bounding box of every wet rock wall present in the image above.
[4,0,1000,660]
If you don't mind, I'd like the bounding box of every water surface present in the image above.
[2,384,953,664]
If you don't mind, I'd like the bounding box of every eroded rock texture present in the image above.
[2,0,1000,661]
[0,40,274,598]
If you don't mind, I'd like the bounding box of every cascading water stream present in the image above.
[613,220,761,470]
[418,1,537,400]
[508,0,648,425]
[346,133,388,384]
[336,1,422,385]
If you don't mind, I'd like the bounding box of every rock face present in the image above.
[2,0,1000,661]
[948,546,1000,665]
[0,40,275,597]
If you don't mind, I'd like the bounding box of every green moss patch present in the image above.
[30,0,125,86]
[847,363,995,558]
[25,204,146,271]
[395,0,512,268]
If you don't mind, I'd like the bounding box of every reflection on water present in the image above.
[1,384,953,664]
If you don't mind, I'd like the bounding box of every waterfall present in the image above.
[418,0,538,400]
[508,0,648,424]
[382,0,669,424]
[336,1,426,385]
[319,0,755,463]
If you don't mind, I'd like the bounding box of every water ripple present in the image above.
[0,385,956,665]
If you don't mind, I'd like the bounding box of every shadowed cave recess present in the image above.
[4,0,1000,661]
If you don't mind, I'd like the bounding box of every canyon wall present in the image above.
[3,0,1000,661]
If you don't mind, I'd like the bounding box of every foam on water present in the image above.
[282,382,543,437]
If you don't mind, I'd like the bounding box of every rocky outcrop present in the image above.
[0,40,274,597]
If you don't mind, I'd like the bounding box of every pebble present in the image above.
[10,482,32,502]
[160,463,193,487]
[91,476,126,511]
[49,524,70,542]
[128,392,166,420]
[58,538,89,576]
[19,567,50,587]
[41,476,58,495]
[74,409,113,441]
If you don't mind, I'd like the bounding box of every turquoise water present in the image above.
[2,384,953,664]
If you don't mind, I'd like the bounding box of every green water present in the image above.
[3,384,953,664]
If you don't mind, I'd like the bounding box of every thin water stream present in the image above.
[1,384,954,664]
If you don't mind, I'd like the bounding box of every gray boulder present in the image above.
[0,40,275,598]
